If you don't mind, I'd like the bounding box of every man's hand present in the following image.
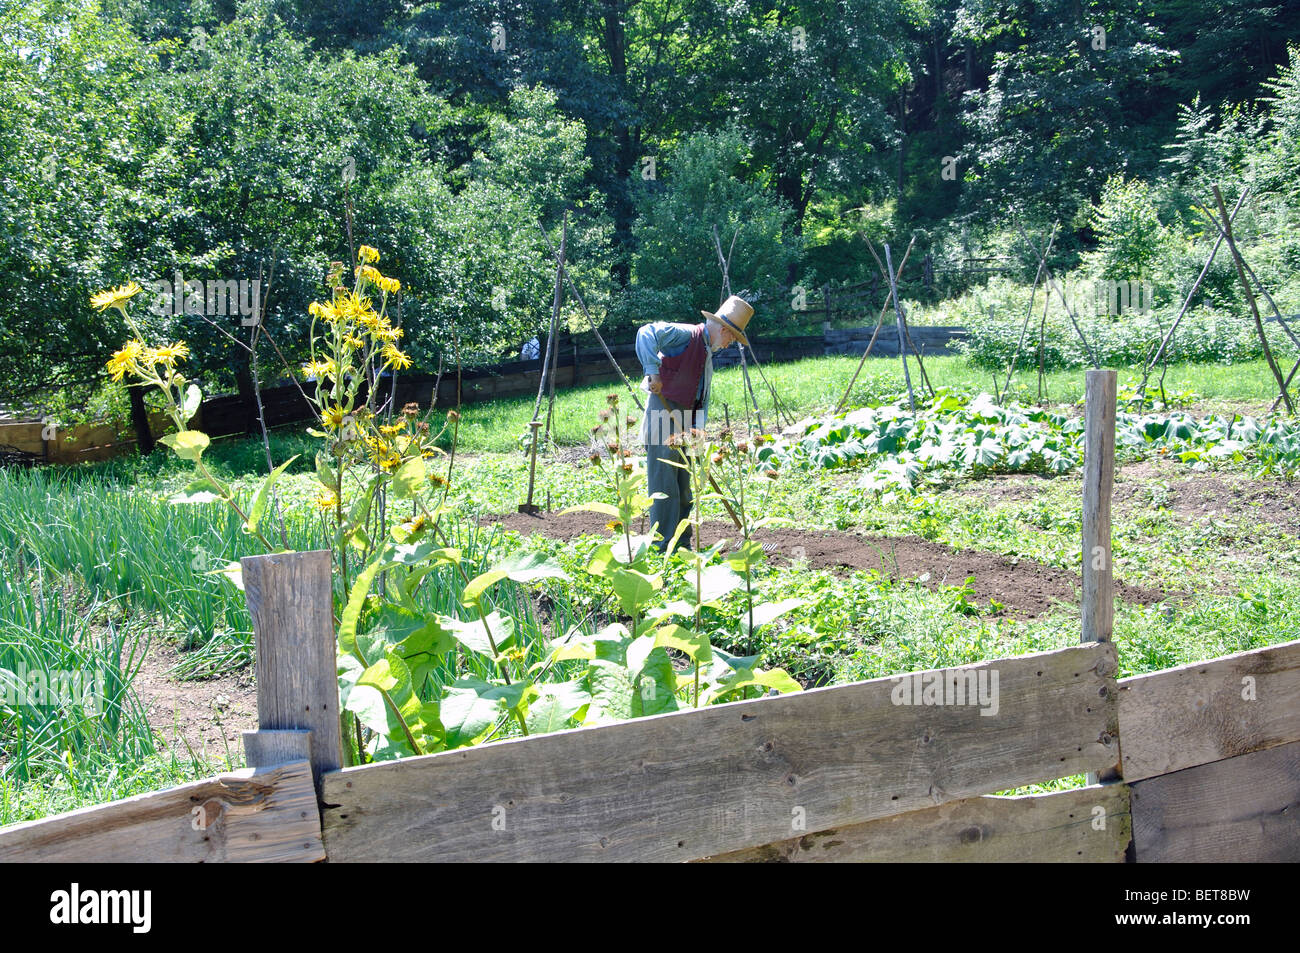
[647,374,663,395]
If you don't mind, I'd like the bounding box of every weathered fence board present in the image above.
[1130,740,1300,862]
[320,642,1118,863]
[1117,638,1300,782]
[0,760,324,863]
[242,550,343,789]
[698,784,1130,863]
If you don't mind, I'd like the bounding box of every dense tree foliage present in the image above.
[2,0,1299,421]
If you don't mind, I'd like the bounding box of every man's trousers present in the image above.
[642,391,696,551]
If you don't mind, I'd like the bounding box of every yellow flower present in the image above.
[382,345,412,370]
[308,300,340,324]
[335,291,373,320]
[379,422,405,436]
[150,341,189,366]
[358,245,380,264]
[322,405,347,430]
[301,358,335,379]
[105,340,145,381]
[313,489,338,510]
[342,334,365,351]
[357,265,383,287]
[378,275,400,295]
[91,282,143,312]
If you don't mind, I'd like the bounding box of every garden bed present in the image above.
[485,510,1170,619]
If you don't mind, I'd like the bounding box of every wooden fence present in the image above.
[1,371,1296,862]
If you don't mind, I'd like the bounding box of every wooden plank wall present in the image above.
[0,760,324,863]
[319,642,1118,863]
[1117,638,1300,782]
[699,784,1131,863]
[1130,741,1300,862]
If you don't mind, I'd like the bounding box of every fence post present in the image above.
[1082,369,1117,784]
[241,550,342,795]
[1082,369,1116,645]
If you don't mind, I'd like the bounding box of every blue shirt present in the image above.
[635,321,714,424]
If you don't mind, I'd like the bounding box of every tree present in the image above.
[956,0,1176,224]
[0,0,173,413]
[623,125,800,325]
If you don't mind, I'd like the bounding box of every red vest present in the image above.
[659,324,708,410]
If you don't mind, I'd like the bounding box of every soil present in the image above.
[1113,458,1300,530]
[951,457,1300,531]
[484,510,1170,620]
[131,636,258,765]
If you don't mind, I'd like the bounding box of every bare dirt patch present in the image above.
[950,457,1299,532]
[131,637,257,765]
[1113,458,1300,530]
[484,510,1169,620]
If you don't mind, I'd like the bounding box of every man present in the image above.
[635,294,754,550]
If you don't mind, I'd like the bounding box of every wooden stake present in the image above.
[883,242,916,413]
[1017,226,1099,369]
[533,212,567,427]
[839,235,914,414]
[1210,186,1293,413]
[520,419,543,514]
[1003,223,1058,401]
[241,550,342,796]
[1138,189,1247,397]
[533,219,644,411]
[1082,369,1117,647]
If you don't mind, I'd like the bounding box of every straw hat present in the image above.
[701,295,753,347]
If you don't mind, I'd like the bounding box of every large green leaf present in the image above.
[181,383,203,425]
[443,611,515,658]
[441,678,506,748]
[338,551,386,661]
[362,605,455,684]
[612,567,661,615]
[158,430,209,462]
[545,623,630,664]
[738,598,808,639]
[631,648,679,717]
[584,658,635,722]
[686,563,743,605]
[246,454,298,536]
[168,476,225,505]
[653,623,713,664]
[315,450,337,491]
[391,455,426,499]
[464,551,568,604]
[524,680,591,734]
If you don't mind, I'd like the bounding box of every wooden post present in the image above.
[241,550,342,794]
[1082,369,1116,647]
[1082,369,1117,785]
[520,419,543,514]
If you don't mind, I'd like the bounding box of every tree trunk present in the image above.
[233,356,260,437]
[602,0,635,289]
[128,384,155,455]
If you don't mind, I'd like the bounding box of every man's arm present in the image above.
[635,322,694,377]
